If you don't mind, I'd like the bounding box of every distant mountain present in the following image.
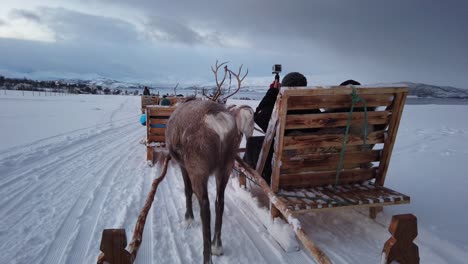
[400,82,468,99]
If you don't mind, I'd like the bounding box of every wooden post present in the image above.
[369,206,383,219]
[382,214,419,264]
[98,229,131,264]
[239,173,246,188]
[146,146,154,165]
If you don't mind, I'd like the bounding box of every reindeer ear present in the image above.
[234,106,254,138]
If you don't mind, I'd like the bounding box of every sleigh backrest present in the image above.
[146,106,178,144]
[256,85,408,192]
[141,96,161,113]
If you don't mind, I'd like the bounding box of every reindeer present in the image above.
[166,61,252,264]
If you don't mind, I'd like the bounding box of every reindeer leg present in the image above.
[212,167,230,256]
[194,180,212,264]
[180,167,194,223]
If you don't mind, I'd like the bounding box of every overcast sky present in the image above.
[0,0,467,87]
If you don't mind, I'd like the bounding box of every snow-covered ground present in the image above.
[0,90,467,263]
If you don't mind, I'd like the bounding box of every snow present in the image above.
[1,90,467,263]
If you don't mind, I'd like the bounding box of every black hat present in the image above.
[281,72,307,87]
[340,79,361,86]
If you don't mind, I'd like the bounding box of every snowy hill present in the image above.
[400,82,468,98]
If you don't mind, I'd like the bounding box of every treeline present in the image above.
[0,75,137,95]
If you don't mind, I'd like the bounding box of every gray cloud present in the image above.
[81,0,468,86]
[0,18,6,26]
[1,1,468,87]
[37,7,140,45]
[9,9,42,23]
[146,16,204,45]
[144,16,232,47]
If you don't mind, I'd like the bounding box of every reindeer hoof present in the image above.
[211,243,223,256]
[183,217,194,229]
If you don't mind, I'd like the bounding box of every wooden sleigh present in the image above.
[235,85,410,263]
[145,105,178,164]
[141,95,184,114]
[141,96,161,113]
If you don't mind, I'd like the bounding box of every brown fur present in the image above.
[166,100,245,264]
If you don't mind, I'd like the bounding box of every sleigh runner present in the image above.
[235,85,410,263]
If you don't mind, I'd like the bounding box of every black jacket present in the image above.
[254,88,279,132]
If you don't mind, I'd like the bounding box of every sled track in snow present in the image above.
[45,138,141,264]
[0,110,316,263]
[0,117,147,264]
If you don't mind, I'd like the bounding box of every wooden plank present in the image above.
[146,146,153,162]
[274,184,410,214]
[319,186,360,207]
[280,162,372,174]
[255,93,281,176]
[282,86,408,97]
[98,229,131,264]
[377,92,407,186]
[283,147,383,159]
[142,100,160,105]
[169,97,181,104]
[147,135,165,142]
[283,131,386,150]
[335,184,381,205]
[287,94,395,110]
[148,127,165,135]
[279,168,377,188]
[271,94,288,193]
[142,96,160,102]
[292,198,409,214]
[148,119,169,125]
[285,111,391,129]
[146,107,177,116]
[281,150,380,173]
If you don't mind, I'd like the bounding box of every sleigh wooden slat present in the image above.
[283,130,386,149]
[146,105,178,163]
[141,96,161,113]
[285,111,391,129]
[241,85,410,221]
[278,168,378,188]
[287,93,395,110]
[280,150,381,174]
[276,182,410,213]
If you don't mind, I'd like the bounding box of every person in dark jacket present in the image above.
[244,72,308,184]
[160,95,171,106]
[143,86,150,96]
[254,72,308,132]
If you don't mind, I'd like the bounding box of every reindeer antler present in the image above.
[222,64,248,101]
[204,60,248,103]
[173,82,179,95]
[204,60,229,101]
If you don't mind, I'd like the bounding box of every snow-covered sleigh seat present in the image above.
[238,85,410,219]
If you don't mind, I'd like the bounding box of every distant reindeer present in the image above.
[166,61,252,263]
